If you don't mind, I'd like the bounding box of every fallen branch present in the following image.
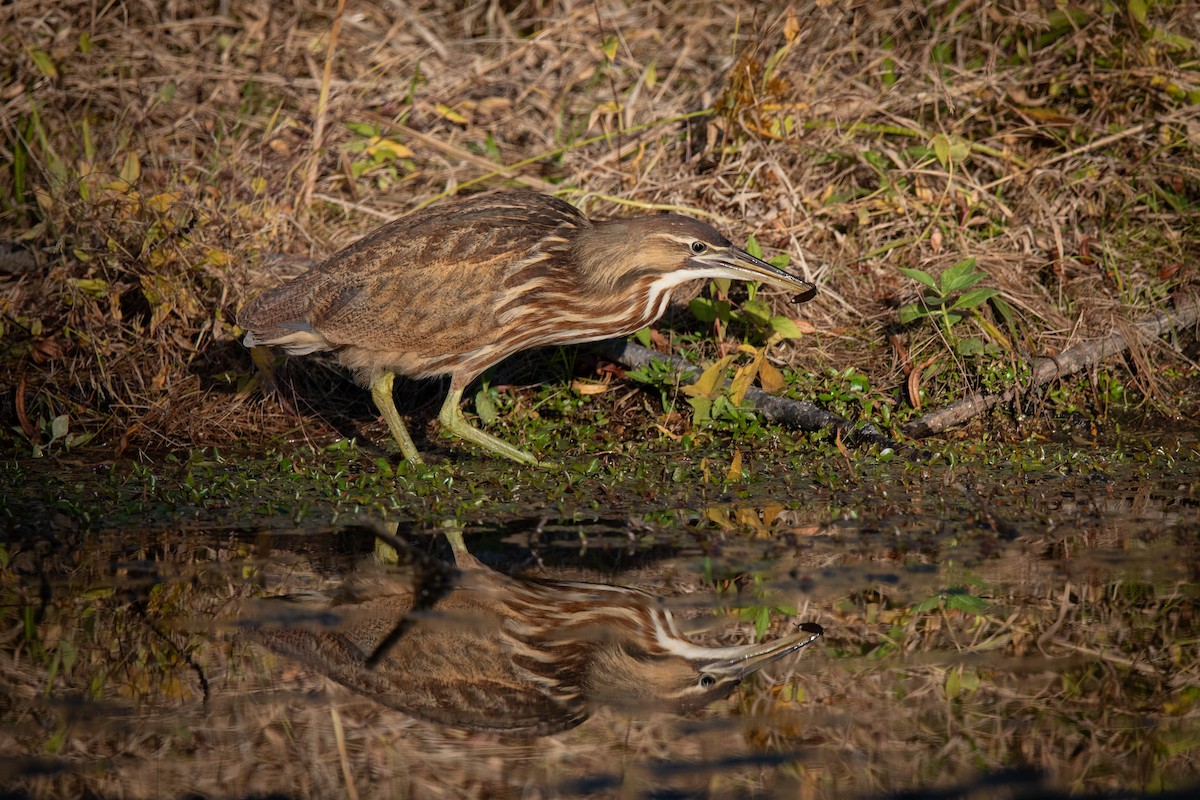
[902,297,1200,439]
[597,341,901,451]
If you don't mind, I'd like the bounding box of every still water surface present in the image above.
[2,442,1198,798]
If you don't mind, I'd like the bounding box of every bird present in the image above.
[238,192,817,465]
[243,529,824,736]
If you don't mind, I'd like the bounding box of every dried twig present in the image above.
[903,298,1200,439]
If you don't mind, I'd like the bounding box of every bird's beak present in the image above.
[690,247,817,303]
[702,622,824,679]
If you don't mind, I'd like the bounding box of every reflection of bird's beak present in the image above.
[702,622,824,679]
[690,247,818,303]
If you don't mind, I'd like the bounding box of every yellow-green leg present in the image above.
[369,371,423,464]
[437,387,538,465]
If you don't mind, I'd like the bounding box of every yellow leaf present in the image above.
[593,99,623,115]
[251,176,267,194]
[730,359,759,406]
[435,103,468,125]
[758,359,787,394]
[571,379,610,396]
[119,152,141,186]
[680,355,736,399]
[366,137,414,159]
[601,35,618,61]
[761,502,785,526]
[704,506,733,529]
[784,11,800,43]
[725,451,743,482]
[206,248,232,267]
[73,278,108,297]
[145,192,180,213]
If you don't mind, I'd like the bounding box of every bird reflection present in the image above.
[244,531,822,736]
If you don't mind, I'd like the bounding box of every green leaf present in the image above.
[740,299,773,327]
[768,253,790,269]
[931,133,951,168]
[955,337,985,356]
[344,121,378,137]
[898,267,938,291]
[951,287,1000,310]
[474,390,498,426]
[898,303,926,324]
[769,316,804,338]
[687,395,712,426]
[49,415,69,444]
[28,48,58,80]
[1128,0,1147,25]
[939,258,982,293]
[633,327,652,348]
[689,297,717,323]
[745,234,763,259]
[601,35,618,61]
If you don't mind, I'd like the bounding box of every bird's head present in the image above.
[575,214,817,303]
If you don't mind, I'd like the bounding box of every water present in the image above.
[1,440,1198,798]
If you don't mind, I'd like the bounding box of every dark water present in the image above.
[2,444,1198,798]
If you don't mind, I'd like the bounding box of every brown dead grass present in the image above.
[1,0,1199,450]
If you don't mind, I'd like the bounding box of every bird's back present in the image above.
[237,193,588,374]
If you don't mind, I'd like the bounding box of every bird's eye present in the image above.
[690,241,707,254]
[699,674,717,688]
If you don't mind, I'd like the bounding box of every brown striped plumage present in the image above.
[245,536,824,735]
[238,192,817,464]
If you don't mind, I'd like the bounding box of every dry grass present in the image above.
[2,0,1199,453]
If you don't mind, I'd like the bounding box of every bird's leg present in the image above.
[369,371,424,464]
[437,387,539,466]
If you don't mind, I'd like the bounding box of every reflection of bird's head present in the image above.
[579,621,824,714]
[502,580,823,716]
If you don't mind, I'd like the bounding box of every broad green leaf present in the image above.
[931,133,951,168]
[898,267,938,290]
[768,253,790,269]
[1128,0,1147,25]
[633,327,652,348]
[955,337,985,356]
[50,415,69,444]
[898,303,926,324]
[769,316,805,338]
[474,390,498,425]
[345,121,378,137]
[745,234,763,259]
[938,257,980,293]
[686,395,712,426]
[689,297,717,323]
[28,48,57,80]
[951,287,1001,310]
[601,35,618,61]
[740,299,773,326]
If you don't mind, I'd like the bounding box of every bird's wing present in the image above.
[301,194,587,353]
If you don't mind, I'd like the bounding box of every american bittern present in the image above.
[245,533,823,736]
[238,192,817,464]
